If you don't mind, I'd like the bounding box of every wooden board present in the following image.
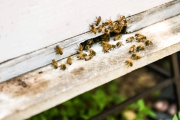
[0,14,180,120]
[0,0,173,63]
[0,0,180,83]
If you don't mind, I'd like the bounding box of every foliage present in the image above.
[28,80,156,120]
[125,99,156,120]
[173,111,180,120]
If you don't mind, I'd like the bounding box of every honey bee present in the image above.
[112,23,118,31]
[123,19,128,26]
[78,44,83,53]
[55,45,63,55]
[60,64,66,70]
[90,24,96,34]
[103,46,110,53]
[115,15,125,23]
[125,59,133,67]
[101,41,109,46]
[98,25,103,33]
[101,34,108,39]
[116,42,123,47]
[135,33,145,37]
[129,45,136,53]
[104,28,110,35]
[131,53,141,60]
[84,44,91,50]
[113,29,121,34]
[136,45,145,52]
[101,34,110,42]
[86,39,94,45]
[85,55,92,61]
[105,19,113,26]
[52,59,58,69]
[136,36,146,42]
[114,34,122,41]
[91,27,97,34]
[89,49,96,56]
[108,44,116,49]
[77,52,87,59]
[145,40,153,46]
[126,36,134,43]
[95,16,101,26]
[67,57,72,65]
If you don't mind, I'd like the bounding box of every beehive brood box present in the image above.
[0,0,180,119]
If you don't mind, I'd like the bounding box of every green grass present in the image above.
[28,80,156,120]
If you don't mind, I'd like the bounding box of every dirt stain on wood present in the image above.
[0,75,50,97]
[71,67,84,75]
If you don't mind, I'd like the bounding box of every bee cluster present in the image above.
[52,45,72,70]
[125,33,153,67]
[51,15,153,70]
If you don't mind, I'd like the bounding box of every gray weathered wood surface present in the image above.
[0,13,180,120]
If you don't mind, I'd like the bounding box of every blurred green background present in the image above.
[28,78,157,120]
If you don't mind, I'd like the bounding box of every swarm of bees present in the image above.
[51,15,153,70]
[125,33,153,67]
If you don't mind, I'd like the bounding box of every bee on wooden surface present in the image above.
[113,29,121,34]
[77,44,83,53]
[135,33,145,37]
[136,36,146,42]
[123,19,128,26]
[98,25,103,33]
[112,23,118,31]
[60,63,66,70]
[85,55,92,61]
[131,53,141,60]
[101,41,109,46]
[101,34,110,42]
[52,59,58,69]
[129,45,136,53]
[90,24,96,34]
[126,36,134,43]
[115,15,125,23]
[55,45,63,55]
[101,37,110,42]
[67,57,72,65]
[108,44,116,49]
[86,39,94,45]
[116,42,123,47]
[91,27,97,34]
[95,16,101,26]
[114,34,122,41]
[111,44,116,49]
[105,19,113,26]
[102,46,110,53]
[77,52,87,60]
[84,44,91,50]
[145,40,153,46]
[125,59,133,67]
[136,45,145,52]
[104,28,110,35]
[89,49,96,56]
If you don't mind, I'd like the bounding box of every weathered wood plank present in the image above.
[0,14,180,120]
[0,0,173,63]
[0,0,180,83]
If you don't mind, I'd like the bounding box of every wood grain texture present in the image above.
[0,14,180,120]
[0,0,180,83]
